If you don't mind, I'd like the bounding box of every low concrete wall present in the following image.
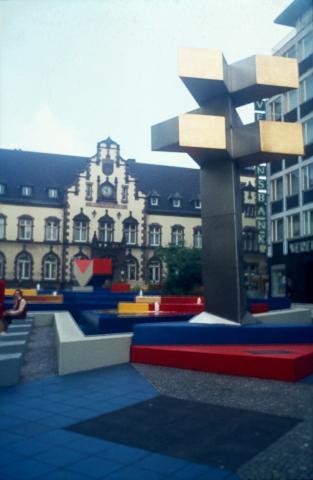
[54,311,132,376]
[255,308,312,325]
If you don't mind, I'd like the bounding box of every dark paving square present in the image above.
[66,395,300,470]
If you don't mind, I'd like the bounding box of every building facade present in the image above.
[0,137,266,294]
[267,0,313,301]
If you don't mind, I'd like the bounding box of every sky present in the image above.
[0,0,294,168]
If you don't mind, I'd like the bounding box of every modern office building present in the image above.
[0,138,266,293]
[267,0,313,301]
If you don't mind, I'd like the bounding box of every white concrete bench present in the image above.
[0,353,22,387]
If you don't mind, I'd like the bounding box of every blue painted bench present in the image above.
[132,322,313,346]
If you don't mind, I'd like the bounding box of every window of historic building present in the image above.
[86,183,93,200]
[171,225,184,247]
[0,252,5,279]
[149,224,161,247]
[45,218,60,242]
[193,199,201,209]
[15,251,32,280]
[121,185,128,203]
[148,257,162,284]
[302,164,313,190]
[48,188,58,199]
[98,214,114,243]
[0,215,6,240]
[73,212,90,243]
[304,209,313,236]
[0,183,6,195]
[18,216,33,241]
[300,73,313,104]
[21,186,33,197]
[303,117,313,145]
[272,218,284,242]
[150,197,159,206]
[123,216,138,245]
[125,256,138,281]
[173,198,181,208]
[285,170,299,196]
[193,227,202,248]
[287,214,300,239]
[271,177,283,201]
[42,252,59,281]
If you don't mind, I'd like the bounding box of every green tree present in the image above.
[157,246,202,294]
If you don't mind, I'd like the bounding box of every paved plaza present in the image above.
[0,326,312,480]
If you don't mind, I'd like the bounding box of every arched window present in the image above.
[148,257,162,284]
[45,217,60,242]
[124,255,138,281]
[0,252,5,279]
[15,251,32,280]
[171,225,184,247]
[73,212,90,243]
[123,216,138,245]
[0,215,6,240]
[42,252,59,281]
[18,216,33,241]
[149,224,161,247]
[98,214,114,243]
[193,226,202,249]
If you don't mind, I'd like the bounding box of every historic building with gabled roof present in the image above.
[0,137,266,294]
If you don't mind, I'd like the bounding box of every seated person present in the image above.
[1,289,28,333]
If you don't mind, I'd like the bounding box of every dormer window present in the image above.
[150,197,159,206]
[194,199,201,209]
[0,183,6,195]
[48,188,58,199]
[21,186,32,197]
[169,192,182,208]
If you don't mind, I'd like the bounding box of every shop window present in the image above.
[271,264,286,298]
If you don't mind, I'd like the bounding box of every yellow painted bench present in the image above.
[5,289,37,296]
[118,302,150,314]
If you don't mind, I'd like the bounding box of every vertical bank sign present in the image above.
[255,100,267,254]
[256,165,267,253]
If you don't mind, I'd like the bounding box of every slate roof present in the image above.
[127,162,202,217]
[0,148,88,207]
